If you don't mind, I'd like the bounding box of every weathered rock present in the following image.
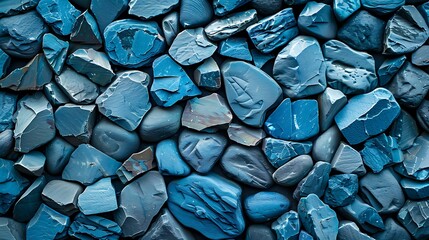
[194,57,221,91]
[262,138,313,168]
[331,142,366,176]
[128,0,178,20]
[394,133,429,181]
[411,45,429,66]
[70,11,102,46]
[55,68,99,104]
[377,55,407,86]
[338,197,385,233]
[397,200,429,239]
[43,82,70,106]
[251,49,275,68]
[0,91,17,132]
[372,218,411,240]
[401,178,429,200]
[273,155,313,187]
[116,146,157,184]
[390,111,419,150]
[0,217,25,240]
[36,0,81,36]
[0,0,39,17]
[219,37,252,61]
[298,2,337,40]
[337,221,375,240]
[360,134,403,173]
[42,33,69,75]
[41,180,83,216]
[323,174,358,207]
[68,213,122,240]
[333,0,360,22]
[14,151,45,177]
[26,204,70,240]
[213,0,250,16]
[271,211,300,240]
[227,123,266,146]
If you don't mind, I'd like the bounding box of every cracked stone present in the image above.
[0,159,29,214]
[0,217,25,240]
[394,133,429,181]
[333,0,360,22]
[44,82,70,107]
[323,174,358,208]
[337,221,374,240]
[298,2,337,40]
[36,0,81,36]
[377,55,407,86]
[271,211,300,240]
[338,197,385,233]
[397,200,429,239]
[41,180,83,216]
[0,91,17,132]
[262,137,312,168]
[70,11,102,46]
[42,33,68,75]
[390,110,419,150]
[116,146,157,184]
[401,178,429,200]
[0,0,39,17]
[68,213,122,240]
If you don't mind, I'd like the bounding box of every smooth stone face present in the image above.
[397,200,429,239]
[36,0,81,36]
[150,54,201,107]
[271,211,300,240]
[44,82,70,106]
[156,139,191,176]
[251,49,275,68]
[14,93,55,153]
[116,146,157,184]
[390,110,419,150]
[139,105,182,142]
[394,133,429,181]
[273,155,313,187]
[180,0,213,28]
[14,151,46,177]
[335,88,401,145]
[0,49,10,78]
[333,0,360,21]
[247,8,298,53]
[0,91,16,132]
[219,37,252,61]
[44,137,74,175]
[246,225,276,240]
[42,33,69,75]
[323,40,378,95]
[91,119,140,161]
[0,0,39,17]
[0,11,48,58]
[78,178,117,215]
[360,134,403,173]
[178,129,227,173]
[401,178,429,200]
[13,176,47,223]
[312,126,342,163]
[168,173,245,239]
[26,204,70,240]
[68,213,122,240]
[220,145,274,188]
[331,142,366,176]
[227,123,266,146]
[115,171,167,238]
[338,197,385,233]
[299,231,314,240]
[372,218,411,240]
[194,57,221,91]
[298,2,337,39]
[323,174,358,207]
[70,11,102,46]
[62,144,121,185]
[55,68,99,104]
[222,61,282,127]
[377,55,407,86]
[337,221,374,240]
[412,45,429,66]
[273,36,326,98]
[418,100,429,132]
[262,138,313,168]
[169,28,217,66]
[162,12,179,46]
[90,0,128,32]
[245,192,290,222]
[294,162,331,199]
[70,0,90,8]
[41,180,83,216]
[361,0,404,14]
[384,6,429,55]
[0,159,29,214]
[213,0,250,16]
[251,0,282,15]
[0,217,25,240]
[205,9,258,41]
[104,19,166,68]
[129,0,178,20]
[0,130,13,158]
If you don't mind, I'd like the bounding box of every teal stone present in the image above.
[245,192,290,222]
[26,204,70,240]
[213,0,250,16]
[372,218,411,240]
[0,48,10,78]
[42,33,69,75]
[0,91,17,132]
[14,151,46,177]
[139,105,182,142]
[0,158,29,214]
[338,197,385,233]
[298,2,337,40]
[70,11,102,46]
[337,221,374,240]
[360,134,403,173]
[271,211,300,240]
[299,231,314,240]
[251,49,275,68]
[323,174,358,207]
[333,0,360,21]
[36,0,81,36]
[0,217,26,240]
[377,56,406,86]
[401,178,429,200]
[156,139,191,176]
[246,225,276,240]
[180,0,213,28]
[294,162,331,199]
[219,37,252,61]
[0,130,13,158]
[13,176,47,222]
[361,0,404,14]
[0,0,39,17]
[68,213,122,240]
[77,178,118,215]
[43,82,70,106]
[91,0,128,32]
[397,200,429,239]
[262,138,312,168]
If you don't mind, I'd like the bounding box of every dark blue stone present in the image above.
[251,0,282,15]
[262,137,312,168]
[90,0,128,32]
[373,218,411,240]
[271,211,300,240]
[219,37,252,61]
[298,2,337,40]
[0,0,39,17]
[42,33,69,75]
[36,0,81,36]
[323,174,358,207]
[333,0,360,22]
[390,110,419,150]
[26,204,70,240]
[205,9,258,41]
[401,178,429,200]
[397,200,429,239]
[55,68,99,104]
[377,55,407,86]
[294,161,331,199]
[338,197,385,233]
[128,0,179,20]
[68,213,122,240]
[251,49,275,68]
[0,91,16,132]
[13,176,47,222]
[337,221,374,240]
[156,139,191,176]
[361,0,404,14]
[417,100,429,132]
[70,11,102,46]
[0,158,29,214]
[0,130,13,158]
[213,0,250,16]
[0,49,10,78]
[299,230,314,240]
[412,45,429,66]
[180,0,213,28]
[77,178,117,215]
[360,134,402,173]
[14,151,46,177]
[194,57,221,91]
[44,137,74,175]
[394,133,429,181]
[246,225,276,240]
[245,191,290,222]
[116,146,157,184]
[139,105,182,142]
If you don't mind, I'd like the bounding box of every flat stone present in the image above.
[251,0,282,15]
[298,2,337,39]
[377,55,407,86]
[169,28,217,66]
[333,0,360,22]
[150,54,201,107]
[251,49,275,68]
[68,213,122,240]
[41,180,83,216]
[62,144,121,185]
[264,98,319,141]
[116,146,157,184]
[90,0,128,32]
[390,110,419,150]
[0,0,39,17]
[323,174,358,207]
[397,200,429,239]
[245,192,290,222]
[204,9,258,41]
[36,0,80,36]
[42,33,68,75]
[0,91,16,132]
[418,100,429,132]
[26,204,70,240]
[70,11,102,46]
[262,138,312,168]
[0,130,13,158]
[139,105,182,142]
[55,68,99,104]
[227,123,266,146]
[335,88,401,145]
[294,162,331,199]
[0,159,29,214]
[360,134,403,173]
[180,0,212,28]
[247,8,298,53]
[0,49,9,78]
[14,92,55,153]
[273,155,313,187]
[213,0,250,16]
[178,129,227,173]
[338,197,385,233]
[168,173,245,239]
[246,225,276,240]
[128,0,178,20]
[55,104,96,146]
[194,57,221,91]
[394,133,429,181]
[372,218,411,240]
[220,145,274,188]
[271,211,300,240]
[337,221,375,240]
[411,45,429,66]
[221,61,282,127]
[78,178,117,215]
[104,19,166,68]
[14,151,45,177]
[219,37,252,61]
[44,82,70,106]
[331,142,366,176]
[401,178,429,200]
[0,218,25,240]
[156,139,191,176]
[115,171,167,238]
[44,137,75,175]
[13,176,47,222]
[162,12,179,46]
[312,126,342,162]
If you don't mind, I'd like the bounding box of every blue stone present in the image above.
[298,2,337,40]
[90,0,128,32]
[397,200,429,239]
[246,225,276,240]
[377,55,407,86]
[194,57,221,91]
[180,0,213,28]
[360,134,402,173]
[361,0,404,15]
[219,37,252,61]
[245,192,290,222]
[0,91,17,132]
[331,142,366,176]
[0,158,29,214]
[333,0,360,22]
[418,100,429,132]
[0,217,25,240]
[70,11,102,46]
[265,98,319,141]
[251,0,282,15]
[42,33,69,75]
[44,137,74,175]
[77,178,117,215]
[337,221,374,240]
[412,45,429,66]
[168,173,245,239]
[156,139,191,176]
[68,213,122,240]
[150,54,201,107]
[128,0,179,20]
[213,0,250,16]
[0,48,10,78]
[0,0,39,17]
[41,180,83,216]
[262,138,312,168]
[271,211,300,240]
[273,155,313,186]
[104,19,166,68]
[299,231,314,240]
[70,0,90,8]
[13,176,47,222]
[323,174,358,207]
[227,123,266,146]
[394,133,429,181]
[14,151,46,177]
[335,88,401,145]
[373,218,411,240]
[390,110,419,150]
[26,204,70,240]
[318,88,347,132]
[116,146,157,184]
[294,162,331,199]
[401,178,429,200]
[338,197,385,233]
[162,12,179,46]
[419,2,429,26]
[43,82,70,106]
[36,0,81,36]
[139,105,182,142]
[247,8,298,53]
[0,129,13,158]
[55,68,99,104]
[205,9,258,41]
[251,49,275,68]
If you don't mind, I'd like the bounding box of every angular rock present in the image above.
[227,123,266,146]
[323,174,358,207]
[361,0,404,14]
[68,213,122,240]
[394,133,429,181]
[331,142,366,176]
[156,139,191,176]
[78,178,117,215]
[139,105,182,142]
[251,49,275,68]
[372,218,411,240]
[271,211,300,240]
[411,45,429,66]
[70,0,90,8]
[128,0,178,20]
[0,0,39,17]
[312,126,342,162]
[205,9,258,41]
[337,221,374,240]
[14,151,46,177]
[180,0,212,28]
[162,12,179,46]
[13,176,47,222]
[42,180,83,216]
[213,0,250,16]
[299,231,314,240]
[194,57,221,91]
[116,146,157,184]
[168,173,245,239]
[401,178,429,200]
[0,217,25,240]
[90,0,128,32]
[26,204,70,240]
[221,61,282,127]
[0,159,29,214]
[219,37,252,61]
[298,2,337,39]
[390,110,419,150]
[0,49,9,78]
[262,138,312,168]
[338,197,385,233]
[0,91,16,132]
[43,82,70,106]
[44,137,75,175]
[418,100,429,132]
[294,162,331,199]
[273,155,313,187]
[36,0,80,36]
[251,0,282,15]
[70,11,102,46]
[246,225,276,240]
[245,192,290,222]
[55,68,99,104]
[0,129,13,158]
[333,0,360,22]
[377,55,407,86]
[42,33,68,75]
[397,200,429,239]
[360,134,402,173]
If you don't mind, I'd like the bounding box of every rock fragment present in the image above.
[13,176,47,222]
[0,159,29,214]
[139,105,182,142]
[323,174,358,207]
[246,225,276,240]
[271,211,300,240]
[360,134,402,173]
[333,0,360,21]
[77,178,117,215]
[205,9,258,41]
[55,68,99,104]
[44,137,75,175]
[70,11,102,46]
[337,221,374,240]
[338,197,385,233]
[26,204,70,240]
[227,123,266,146]
[0,217,25,240]
[116,146,157,184]
[0,0,39,17]
[44,82,70,106]
[90,0,128,32]
[36,0,81,36]
[262,138,312,168]
[213,0,250,16]
[394,133,429,180]
[390,110,419,150]
[372,218,411,240]
[312,126,342,162]
[219,37,252,61]
[0,91,17,132]
[294,162,331,199]
[331,142,366,176]
[14,151,46,177]
[42,33,69,75]
[68,213,122,240]
[377,55,406,86]
[273,155,313,187]
[401,178,429,200]
[194,57,221,91]
[128,0,179,20]
[298,2,337,39]
[41,180,83,216]
[156,139,191,176]
[397,200,429,239]
[417,100,429,132]
[162,12,179,46]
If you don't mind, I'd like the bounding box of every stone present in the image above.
[418,100,429,132]
[70,0,90,8]
[182,93,232,132]
[0,0,39,17]
[294,162,331,199]
[333,0,360,22]
[68,213,122,240]
[26,204,70,240]
[387,61,429,108]
[156,139,191,176]
[78,178,117,215]
[412,45,429,66]
[139,105,182,142]
[394,133,429,181]
[298,194,339,240]
[323,174,358,207]
[384,6,429,55]
[361,0,404,14]
[419,2,429,25]
[0,91,16,132]
[335,88,401,145]
[116,146,157,184]
[227,123,266,146]
[55,104,96,146]
[128,0,179,20]
[390,110,419,150]
[205,9,258,41]
[337,221,375,240]
[331,142,366,176]
[0,130,13,158]
[115,171,167,238]
[90,0,128,32]
[338,197,385,233]
[219,37,252,61]
[150,54,201,107]
[70,11,102,46]
[44,137,74,175]
[0,159,29,214]
[168,173,245,239]
[220,145,274,188]
[43,82,70,106]
[42,33,68,75]
[91,119,140,161]
[14,93,55,153]
[194,57,221,91]
[13,176,47,222]
[246,225,276,240]
[251,0,282,15]
[251,49,275,68]
[36,0,81,36]
[273,36,326,98]
[247,8,298,53]
[55,68,99,104]
[271,211,300,240]
[298,2,337,40]
[178,129,227,173]
[373,218,411,240]
[0,11,48,58]
[323,40,378,95]
[104,19,166,68]
[0,49,9,78]
[401,178,429,200]
[0,218,25,240]
[62,144,121,185]
[360,134,403,173]
[0,54,52,91]
[221,61,282,127]
[299,231,314,240]
[14,151,45,177]
[397,200,429,239]
[262,138,312,168]
[245,192,290,223]
[180,0,213,28]
[162,12,179,46]
[273,155,313,187]
[213,0,250,16]
[169,28,217,66]
[264,98,319,141]
[377,56,407,86]
[312,126,342,162]
[42,180,83,216]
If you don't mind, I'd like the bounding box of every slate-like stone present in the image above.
[55,68,99,104]
[26,204,70,240]
[251,49,275,68]
[418,100,429,132]
[338,197,385,233]
[13,176,47,223]
[219,37,252,61]
[36,0,80,36]
[312,126,342,163]
[331,142,366,176]
[0,49,10,78]
[68,213,122,240]
[42,180,83,216]
[401,178,429,200]
[247,8,298,53]
[90,0,128,32]
[0,91,16,132]
[273,155,313,187]
[262,138,313,168]
[333,0,360,22]
[116,146,157,184]
[180,0,212,28]
[411,45,429,67]
[44,82,70,107]
[44,137,74,175]
[271,211,300,240]
[14,151,46,177]
[394,133,429,181]
[194,57,221,91]
[324,174,358,208]
[298,2,337,40]
[221,61,282,127]
[360,134,403,173]
[245,192,290,223]
[62,144,121,185]
[162,12,179,46]
[205,9,258,41]
[377,55,407,86]
[0,159,29,214]
[397,200,429,239]
[390,110,419,150]
[14,93,55,153]
[0,130,13,158]
[227,123,266,146]
[78,178,117,215]
[139,105,182,142]
[323,40,378,95]
[372,218,411,240]
[361,0,404,14]
[42,34,68,75]
[70,11,102,46]
[383,6,429,55]
[213,0,250,16]
[150,54,201,107]
[264,98,319,141]
[294,162,331,199]
[0,217,25,240]
[0,0,39,17]
[168,173,245,239]
[337,221,375,240]
[104,19,166,68]
[156,139,191,176]
[246,225,276,240]
[115,171,167,238]
[128,0,179,20]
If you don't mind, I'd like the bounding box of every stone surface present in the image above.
[13,176,47,222]
[194,57,221,91]
[294,162,331,199]
[0,49,9,78]
[162,12,179,46]
[299,231,314,240]
[394,133,429,181]
[0,91,16,132]
[337,221,374,240]
[55,67,99,104]
[26,204,70,240]
[116,146,157,184]
[323,174,358,207]
[42,180,83,216]
[273,155,313,187]
[262,138,313,168]
[43,82,70,106]
[205,9,258,41]
[360,134,402,173]
[156,139,191,176]
[271,211,300,240]
[390,110,419,150]
[333,0,360,22]
[0,0,39,17]
[0,159,29,214]
[377,55,407,86]
[78,178,117,215]
[219,37,252,61]
[180,0,212,28]
[36,0,80,36]
[361,0,404,14]
[213,0,250,16]
[42,33,69,75]
[0,217,25,240]
[372,218,411,240]
[139,105,182,142]
[412,45,429,67]
[70,11,102,46]
[0,130,13,158]
[44,137,74,175]
[318,88,347,132]
[245,192,290,222]
[418,100,429,132]
[397,200,429,239]
[128,0,179,20]
[227,123,266,146]
[68,213,122,240]
[14,151,46,177]
[312,126,342,163]
[90,0,128,32]
[338,197,385,233]
[251,0,282,15]
[401,178,429,200]
[298,2,337,40]
[246,225,276,240]
[251,49,275,68]
[331,142,366,176]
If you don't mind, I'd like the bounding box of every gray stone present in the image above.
[390,111,419,150]
[394,133,429,181]
[41,180,83,216]
[227,123,266,146]
[139,105,182,142]
[262,138,313,168]
[331,142,366,176]
[411,45,429,66]
[55,67,99,104]
[312,126,342,163]
[273,155,313,187]
[318,88,347,132]
[43,82,70,106]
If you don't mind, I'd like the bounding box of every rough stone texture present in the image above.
[162,12,179,46]
[90,0,128,32]
[227,123,266,146]
[401,178,429,200]
[139,105,182,142]
[394,133,429,181]
[323,174,358,207]
[360,134,403,173]
[13,176,47,222]
[36,0,80,36]
[219,37,252,61]
[70,11,102,46]
[42,33,69,75]
[377,56,407,86]
[251,49,275,68]
[271,211,300,240]
[205,9,258,41]
[418,100,429,132]
[312,126,342,162]
[397,200,429,239]
[0,159,29,214]
[0,217,25,240]
[68,213,122,240]
[128,0,179,20]
[338,197,385,233]
[294,162,331,199]
[273,155,313,187]
[298,2,337,40]
[0,91,17,132]
[14,151,46,177]
[411,45,429,66]
[77,178,117,215]
[26,204,70,240]
[333,0,360,22]
[262,138,312,168]
[156,139,191,176]
[116,146,157,184]
[0,0,39,17]
[213,0,250,16]
[194,57,221,91]
[337,221,374,240]
[44,82,70,106]
[41,180,83,216]
[245,192,290,222]
[55,67,99,104]
[179,0,212,28]
[331,142,366,176]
